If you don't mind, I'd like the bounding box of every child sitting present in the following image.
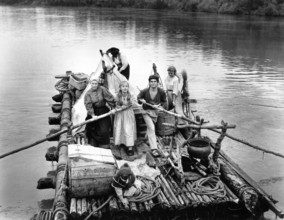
[111,163,144,208]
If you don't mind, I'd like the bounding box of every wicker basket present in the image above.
[155,111,176,136]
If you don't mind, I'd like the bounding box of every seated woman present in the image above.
[111,163,144,208]
[106,47,130,80]
[84,78,115,148]
[164,65,179,110]
[113,81,137,156]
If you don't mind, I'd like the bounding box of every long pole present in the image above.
[140,101,284,159]
[0,106,129,159]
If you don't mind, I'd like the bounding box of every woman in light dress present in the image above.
[113,81,137,156]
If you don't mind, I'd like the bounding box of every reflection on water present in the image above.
[0,6,283,219]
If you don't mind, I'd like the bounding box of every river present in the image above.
[0,6,283,220]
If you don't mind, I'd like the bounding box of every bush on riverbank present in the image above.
[1,0,284,16]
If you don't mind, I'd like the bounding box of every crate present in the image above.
[69,73,89,90]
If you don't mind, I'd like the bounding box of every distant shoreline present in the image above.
[1,0,284,17]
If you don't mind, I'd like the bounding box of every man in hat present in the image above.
[111,163,143,208]
[137,75,167,157]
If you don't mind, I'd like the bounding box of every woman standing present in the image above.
[84,79,116,148]
[164,65,179,110]
[107,47,130,80]
[113,81,137,156]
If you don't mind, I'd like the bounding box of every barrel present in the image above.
[68,145,117,198]
[156,111,176,136]
[69,162,116,198]
[187,138,211,159]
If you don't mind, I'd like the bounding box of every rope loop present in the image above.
[55,78,69,92]
[127,175,161,202]
[190,176,226,199]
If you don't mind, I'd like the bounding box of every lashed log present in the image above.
[168,175,190,206]
[156,177,176,208]
[109,197,119,213]
[70,198,77,218]
[129,202,138,213]
[77,199,82,216]
[159,175,181,207]
[81,198,88,217]
[53,93,71,220]
[182,185,194,204]
[91,199,99,218]
[185,183,200,204]
[144,201,151,212]
[137,202,145,213]
[96,199,102,218]
[223,182,239,203]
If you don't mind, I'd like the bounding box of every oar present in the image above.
[140,100,284,159]
[0,106,130,160]
[139,100,197,125]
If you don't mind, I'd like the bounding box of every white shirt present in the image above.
[164,75,179,95]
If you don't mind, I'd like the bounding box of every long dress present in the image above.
[84,86,115,146]
[113,94,137,147]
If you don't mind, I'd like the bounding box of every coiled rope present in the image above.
[127,175,161,202]
[190,176,226,199]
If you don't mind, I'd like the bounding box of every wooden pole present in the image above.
[141,101,284,159]
[0,106,130,160]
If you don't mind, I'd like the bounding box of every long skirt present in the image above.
[113,107,136,147]
[85,106,111,146]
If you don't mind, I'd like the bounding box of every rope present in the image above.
[190,176,226,199]
[52,163,68,211]
[55,78,69,92]
[126,175,161,203]
[35,210,53,220]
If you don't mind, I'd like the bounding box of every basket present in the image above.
[155,111,176,136]
[69,73,89,90]
[55,78,69,92]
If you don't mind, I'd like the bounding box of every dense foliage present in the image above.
[1,0,284,16]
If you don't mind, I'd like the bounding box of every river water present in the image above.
[0,6,283,220]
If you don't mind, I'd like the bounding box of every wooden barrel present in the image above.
[156,111,176,136]
[68,145,117,198]
[69,162,116,198]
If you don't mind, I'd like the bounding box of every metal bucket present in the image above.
[187,137,211,159]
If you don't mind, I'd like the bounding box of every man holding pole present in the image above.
[137,75,167,157]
